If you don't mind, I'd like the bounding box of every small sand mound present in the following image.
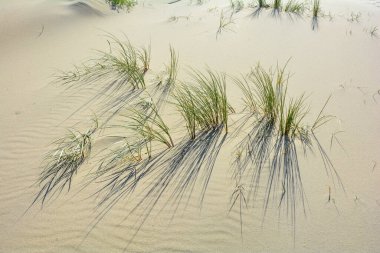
[66,0,106,16]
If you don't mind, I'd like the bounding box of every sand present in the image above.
[0,0,380,252]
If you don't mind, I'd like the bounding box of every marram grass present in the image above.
[166,46,179,87]
[173,69,232,139]
[107,0,137,11]
[33,121,98,205]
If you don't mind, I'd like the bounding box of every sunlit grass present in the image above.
[173,69,231,139]
[33,121,98,205]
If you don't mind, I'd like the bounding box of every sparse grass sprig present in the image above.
[165,46,179,86]
[216,11,235,38]
[369,26,378,38]
[33,121,98,206]
[125,102,175,150]
[311,95,333,132]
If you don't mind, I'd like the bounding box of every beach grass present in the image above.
[272,0,283,11]
[166,46,179,86]
[312,0,321,18]
[173,69,231,139]
[256,0,270,8]
[33,121,98,205]
[107,0,137,11]
[284,0,305,15]
[230,0,244,13]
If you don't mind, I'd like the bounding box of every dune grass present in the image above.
[166,46,179,87]
[107,0,137,11]
[98,36,149,89]
[232,62,341,225]
[33,121,98,205]
[272,0,283,11]
[230,0,244,13]
[119,101,174,160]
[255,0,270,8]
[56,36,150,91]
[173,69,231,139]
[312,0,321,18]
[284,0,305,15]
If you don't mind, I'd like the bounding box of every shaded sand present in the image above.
[0,0,380,252]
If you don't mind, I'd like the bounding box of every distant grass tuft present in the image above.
[107,0,137,11]
[284,0,305,15]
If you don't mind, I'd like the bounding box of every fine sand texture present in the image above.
[1,0,380,252]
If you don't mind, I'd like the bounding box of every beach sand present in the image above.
[0,0,380,252]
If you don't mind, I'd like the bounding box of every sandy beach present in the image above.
[0,0,380,252]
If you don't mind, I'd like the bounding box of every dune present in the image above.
[0,0,379,252]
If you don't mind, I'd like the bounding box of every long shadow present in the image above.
[57,64,147,127]
[312,16,319,30]
[250,7,267,18]
[82,126,227,249]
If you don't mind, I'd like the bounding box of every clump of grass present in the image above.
[255,0,270,8]
[233,63,343,226]
[272,0,283,11]
[284,0,305,15]
[173,69,231,139]
[125,102,175,153]
[33,121,98,205]
[56,35,151,91]
[99,36,149,89]
[312,0,321,18]
[106,0,137,11]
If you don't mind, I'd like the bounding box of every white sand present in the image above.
[1,0,380,252]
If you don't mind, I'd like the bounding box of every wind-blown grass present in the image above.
[173,69,231,139]
[233,63,342,226]
[284,0,305,15]
[33,121,98,206]
[56,35,150,91]
[112,100,174,161]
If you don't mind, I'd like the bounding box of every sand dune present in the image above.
[0,0,379,252]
